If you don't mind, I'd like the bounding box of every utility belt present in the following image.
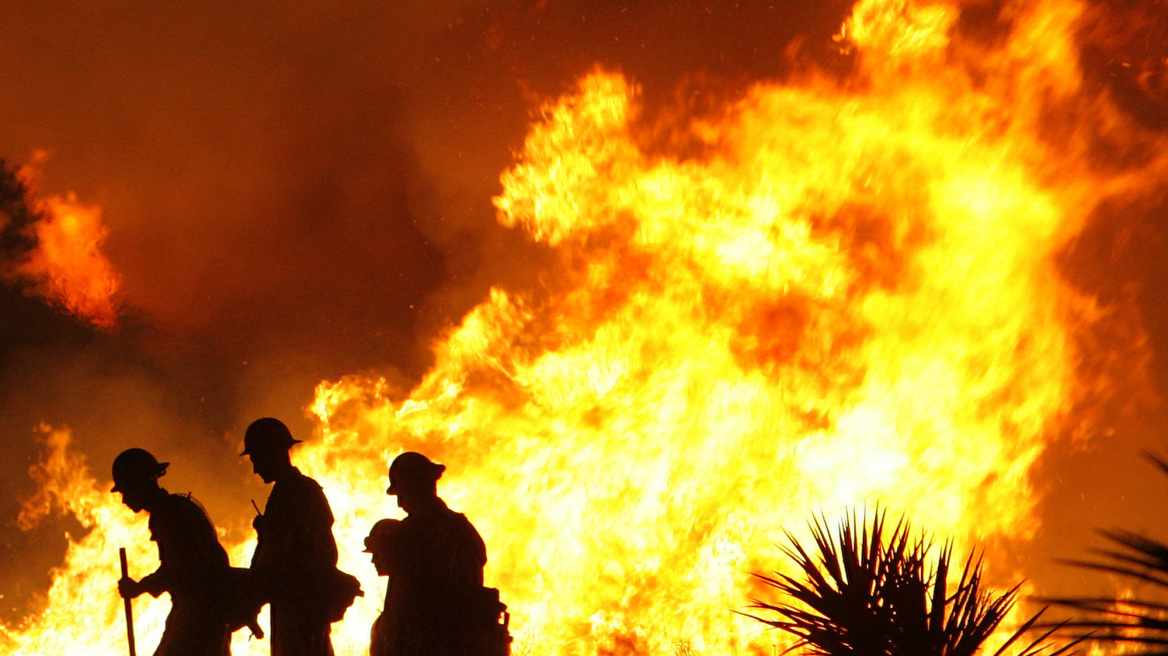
[454,586,513,656]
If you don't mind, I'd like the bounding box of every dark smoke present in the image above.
[0,0,1165,626]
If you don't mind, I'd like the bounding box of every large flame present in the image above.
[4,0,1166,654]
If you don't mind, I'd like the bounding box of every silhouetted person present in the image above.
[112,448,232,656]
[243,417,338,656]
[383,452,488,656]
[364,518,403,656]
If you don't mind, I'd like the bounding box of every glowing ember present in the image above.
[4,0,1167,654]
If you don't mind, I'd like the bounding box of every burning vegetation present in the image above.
[0,158,121,331]
[2,0,1168,655]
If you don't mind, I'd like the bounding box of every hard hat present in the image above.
[386,451,445,495]
[111,448,169,492]
[363,518,402,553]
[240,417,302,456]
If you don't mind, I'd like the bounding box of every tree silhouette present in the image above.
[745,510,1077,656]
[1042,453,1168,654]
[0,160,39,257]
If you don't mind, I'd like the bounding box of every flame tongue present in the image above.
[22,193,122,330]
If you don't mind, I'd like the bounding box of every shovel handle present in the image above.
[119,547,137,656]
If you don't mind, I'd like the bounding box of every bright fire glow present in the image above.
[5,0,1167,654]
[5,426,168,654]
[7,163,122,330]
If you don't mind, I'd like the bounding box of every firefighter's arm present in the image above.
[117,575,147,599]
[132,570,168,598]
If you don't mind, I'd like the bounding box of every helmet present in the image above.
[363,518,402,553]
[386,452,445,495]
[111,448,168,492]
[240,417,302,456]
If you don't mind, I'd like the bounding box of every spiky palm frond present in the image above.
[745,509,1077,656]
[1041,453,1168,654]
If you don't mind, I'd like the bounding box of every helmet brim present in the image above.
[240,439,302,457]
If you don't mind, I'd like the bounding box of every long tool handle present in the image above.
[119,547,137,656]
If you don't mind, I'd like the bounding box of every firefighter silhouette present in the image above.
[112,448,232,656]
[244,417,353,656]
[381,452,510,656]
[364,518,403,656]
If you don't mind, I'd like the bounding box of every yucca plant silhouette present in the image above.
[745,510,1077,656]
[1041,453,1168,654]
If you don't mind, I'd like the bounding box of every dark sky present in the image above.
[0,0,1166,623]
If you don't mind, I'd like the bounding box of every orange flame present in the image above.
[4,426,167,654]
[4,0,1166,654]
[6,162,121,330]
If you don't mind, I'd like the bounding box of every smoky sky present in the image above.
[0,0,1165,623]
